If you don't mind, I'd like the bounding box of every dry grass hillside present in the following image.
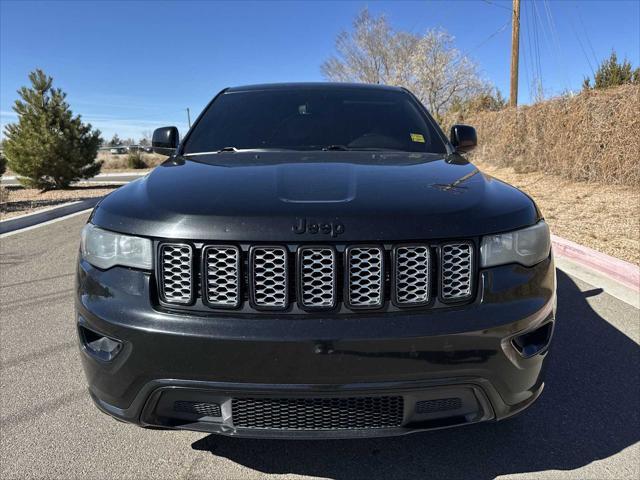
[463,84,640,186]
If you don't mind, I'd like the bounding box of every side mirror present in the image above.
[450,124,477,153]
[152,127,179,156]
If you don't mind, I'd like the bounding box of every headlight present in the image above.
[480,221,551,268]
[80,223,152,270]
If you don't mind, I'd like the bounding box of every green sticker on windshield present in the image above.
[410,133,425,143]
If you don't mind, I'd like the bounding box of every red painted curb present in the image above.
[552,234,640,293]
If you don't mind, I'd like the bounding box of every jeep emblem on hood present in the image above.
[293,218,345,238]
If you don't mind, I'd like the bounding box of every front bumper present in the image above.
[76,256,556,438]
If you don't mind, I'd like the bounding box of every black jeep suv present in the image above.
[76,83,555,438]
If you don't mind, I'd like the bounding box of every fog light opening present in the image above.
[512,321,554,358]
[79,325,123,362]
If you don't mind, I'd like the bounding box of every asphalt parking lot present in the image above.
[1,213,638,480]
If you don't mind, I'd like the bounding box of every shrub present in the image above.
[3,69,102,190]
[126,150,147,169]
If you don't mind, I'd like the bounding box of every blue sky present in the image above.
[1,0,639,141]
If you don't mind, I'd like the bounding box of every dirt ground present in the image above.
[0,184,120,220]
[473,160,640,266]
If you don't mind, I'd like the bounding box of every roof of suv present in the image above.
[226,82,405,93]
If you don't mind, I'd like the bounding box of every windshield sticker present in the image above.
[410,133,425,143]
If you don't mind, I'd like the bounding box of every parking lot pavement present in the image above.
[1,213,638,480]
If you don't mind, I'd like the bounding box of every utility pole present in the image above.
[509,0,521,107]
[186,108,192,128]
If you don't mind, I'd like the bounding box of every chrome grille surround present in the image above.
[249,246,289,310]
[440,242,474,302]
[158,243,193,304]
[298,247,337,310]
[393,245,431,306]
[202,245,241,308]
[232,396,404,430]
[346,246,384,309]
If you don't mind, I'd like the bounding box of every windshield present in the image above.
[182,87,448,154]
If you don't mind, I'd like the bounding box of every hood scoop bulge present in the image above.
[277,163,356,203]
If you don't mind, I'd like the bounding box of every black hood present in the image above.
[92,151,540,242]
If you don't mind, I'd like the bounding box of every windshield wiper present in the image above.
[321,145,350,151]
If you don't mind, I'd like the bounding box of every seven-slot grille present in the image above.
[156,241,475,310]
[394,245,431,306]
[231,396,404,430]
[298,247,337,309]
[250,247,289,309]
[202,246,240,308]
[440,243,474,302]
[158,243,193,304]
[347,247,384,308]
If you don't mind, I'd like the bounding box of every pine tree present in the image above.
[3,69,103,190]
[583,51,640,90]
[109,134,122,147]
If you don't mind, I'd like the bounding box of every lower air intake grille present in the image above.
[440,243,473,301]
[174,401,222,417]
[158,243,193,304]
[415,397,462,414]
[232,396,404,430]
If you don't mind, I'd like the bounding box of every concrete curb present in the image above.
[0,197,102,235]
[552,234,640,293]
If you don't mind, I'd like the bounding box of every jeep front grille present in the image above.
[440,243,474,302]
[394,245,431,306]
[202,246,240,308]
[347,246,384,308]
[250,246,289,309]
[158,243,193,304]
[298,247,337,309]
[156,241,475,311]
[231,396,404,430]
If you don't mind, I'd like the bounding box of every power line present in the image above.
[450,18,511,68]
[470,19,511,53]
[530,0,543,91]
[481,0,512,12]
[542,0,570,92]
[521,4,533,100]
[576,5,599,67]
[569,12,595,77]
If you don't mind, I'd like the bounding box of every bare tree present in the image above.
[139,130,152,147]
[408,29,487,121]
[321,9,490,122]
[321,10,417,85]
